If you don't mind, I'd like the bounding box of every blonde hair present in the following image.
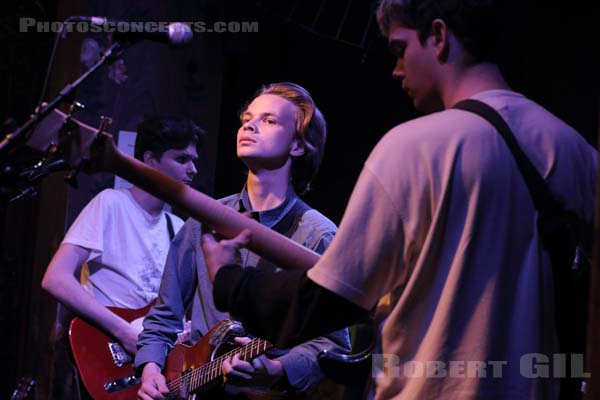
[247,82,328,194]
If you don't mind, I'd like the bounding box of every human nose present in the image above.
[187,161,197,177]
[242,119,256,132]
[392,57,405,81]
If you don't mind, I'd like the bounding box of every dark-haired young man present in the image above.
[201,1,597,399]
[43,116,204,357]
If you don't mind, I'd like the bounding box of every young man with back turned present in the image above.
[202,1,597,399]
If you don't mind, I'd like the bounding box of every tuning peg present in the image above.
[99,116,113,132]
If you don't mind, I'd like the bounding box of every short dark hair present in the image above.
[376,0,501,63]
[244,82,327,195]
[134,116,206,161]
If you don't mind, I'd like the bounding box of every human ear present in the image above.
[431,18,449,62]
[290,138,306,157]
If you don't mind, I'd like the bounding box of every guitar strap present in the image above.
[165,212,175,241]
[453,98,590,399]
[255,199,311,273]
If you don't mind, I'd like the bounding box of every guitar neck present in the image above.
[167,338,273,395]
[31,109,318,271]
[111,149,318,271]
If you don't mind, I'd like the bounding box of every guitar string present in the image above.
[165,338,272,395]
[165,338,268,394]
[182,338,268,393]
[168,338,265,392]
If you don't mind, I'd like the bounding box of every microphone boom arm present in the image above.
[0,41,124,160]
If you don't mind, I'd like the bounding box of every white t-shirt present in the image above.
[62,188,184,309]
[308,90,597,399]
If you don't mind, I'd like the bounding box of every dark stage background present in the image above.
[0,0,598,398]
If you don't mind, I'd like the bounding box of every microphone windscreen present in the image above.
[168,23,193,45]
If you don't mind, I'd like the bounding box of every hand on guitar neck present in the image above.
[138,336,284,400]
[222,336,284,387]
[82,129,122,175]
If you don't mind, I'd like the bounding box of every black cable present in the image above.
[36,16,76,111]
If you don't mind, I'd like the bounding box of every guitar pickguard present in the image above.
[69,302,156,400]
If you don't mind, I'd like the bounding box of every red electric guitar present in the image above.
[70,308,272,400]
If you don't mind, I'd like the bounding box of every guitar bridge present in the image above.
[108,342,133,367]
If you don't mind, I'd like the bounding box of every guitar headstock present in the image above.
[11,376,36,400]
[26,107,119,174]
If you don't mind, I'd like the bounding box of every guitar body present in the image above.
[163,331,212,383]
[69,302,154,400]
[71,309,252,400]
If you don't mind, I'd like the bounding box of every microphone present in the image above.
[67,17,193,46]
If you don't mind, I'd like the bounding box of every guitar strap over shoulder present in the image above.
[255,199,311,273]
[165,213,175,242]
[453,98,590,400]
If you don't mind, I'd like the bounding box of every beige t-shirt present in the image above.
[308,90,597,399]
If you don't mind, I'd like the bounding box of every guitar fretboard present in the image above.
[166,338,272,397]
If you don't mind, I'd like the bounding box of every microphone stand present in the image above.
[0,41,124,160]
